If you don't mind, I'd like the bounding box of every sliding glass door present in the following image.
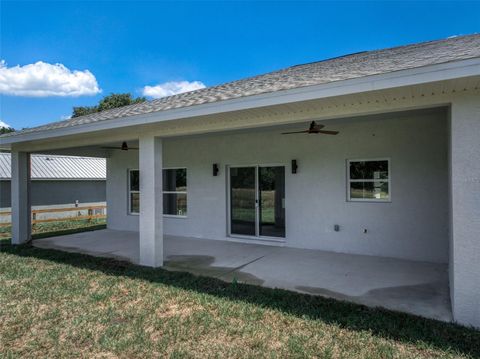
[259,166,285,237]
[229,166,285,238]
[230,167,256,236]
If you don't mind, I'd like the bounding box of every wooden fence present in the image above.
[0,205,107,238]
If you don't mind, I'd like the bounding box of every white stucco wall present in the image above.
[106,150,140,231]
[107,109,449,263]
[450,94,480,328]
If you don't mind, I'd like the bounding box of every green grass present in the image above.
[1,240,479,358]
[0,218,107,240]
[232,208,276,224]
[31,223,107,240]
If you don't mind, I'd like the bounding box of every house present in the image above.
[1,34,479,328]
[0,152,106,208]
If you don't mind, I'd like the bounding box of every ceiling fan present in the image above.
[101,141,138,151]
[282,121,339,135]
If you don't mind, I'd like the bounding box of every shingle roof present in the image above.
[3,34,480,139]
[0,153,106,180]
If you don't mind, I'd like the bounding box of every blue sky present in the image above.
[1,1,479,130]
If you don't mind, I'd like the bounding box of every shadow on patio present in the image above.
[32,229,452,322]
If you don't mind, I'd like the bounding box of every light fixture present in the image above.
[121,141,129,151]
[213,163,219,176]
[291,159,298,174]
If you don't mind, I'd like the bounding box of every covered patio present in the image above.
[2,35,479,329]
[33,229,452,322]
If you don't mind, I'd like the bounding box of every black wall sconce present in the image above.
[291,159,298,174]
[213,163,219,176]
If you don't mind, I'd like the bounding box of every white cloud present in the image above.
[142,80,205,99]
[60,114,72,120]
[0,119,11,128]
[0,60,101,97]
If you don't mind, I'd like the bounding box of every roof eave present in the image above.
[1,57,479,147]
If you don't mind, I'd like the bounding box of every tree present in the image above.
[71,106,98,118]
[0,126,15,135]
[72,93,146,118]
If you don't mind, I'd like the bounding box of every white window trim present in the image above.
[128,169,140,215]
[163,167,188,218]
[346,158,391,203]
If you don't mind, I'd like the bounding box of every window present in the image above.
[163,168,187,216]
[127,168,187,216]
[128,169,140,214]
[347,159,390,201]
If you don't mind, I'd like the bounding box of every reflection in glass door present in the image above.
[229,166,285,238]
[230,167,256,236]
[259,167,285,237]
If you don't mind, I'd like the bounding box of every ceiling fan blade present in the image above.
[100,146,139,150]
[317,130,339,135]
[281,130,310,135]
[312,124,325,131]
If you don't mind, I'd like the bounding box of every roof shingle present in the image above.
[3,34,480,138]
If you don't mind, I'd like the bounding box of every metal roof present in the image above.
[2,34,480,139]
[0,153,106,180]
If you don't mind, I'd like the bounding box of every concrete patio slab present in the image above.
[34,229,140,263]
[33,229,452,322]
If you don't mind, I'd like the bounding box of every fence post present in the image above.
[1,204,106,237]
[32,212,36,231]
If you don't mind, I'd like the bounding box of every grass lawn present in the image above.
[1,239,479,358]
[0,218,107,240]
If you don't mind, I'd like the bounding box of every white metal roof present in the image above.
[0,153,106,180]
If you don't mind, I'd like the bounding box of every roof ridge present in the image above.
[287,33,480,69]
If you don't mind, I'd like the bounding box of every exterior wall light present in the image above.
[213,163,219,176]
[292,160,298,174]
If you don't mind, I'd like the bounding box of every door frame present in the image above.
[226,164,286,242]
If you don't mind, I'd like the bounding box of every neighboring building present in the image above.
[0,153,106,208]
[1,34,479,328]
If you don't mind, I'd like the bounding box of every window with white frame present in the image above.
[347,159,390,201]
[128,169,140,214]
[163,168,187,216]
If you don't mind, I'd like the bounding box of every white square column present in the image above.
[139,136,163,267]
[11,151,31,245]
[450,95,480,329]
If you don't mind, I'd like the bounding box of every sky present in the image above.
[1,1,479,130]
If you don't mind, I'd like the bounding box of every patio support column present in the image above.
[138,135,163,267]
[450,95,480,329]
[11,150,31,245]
